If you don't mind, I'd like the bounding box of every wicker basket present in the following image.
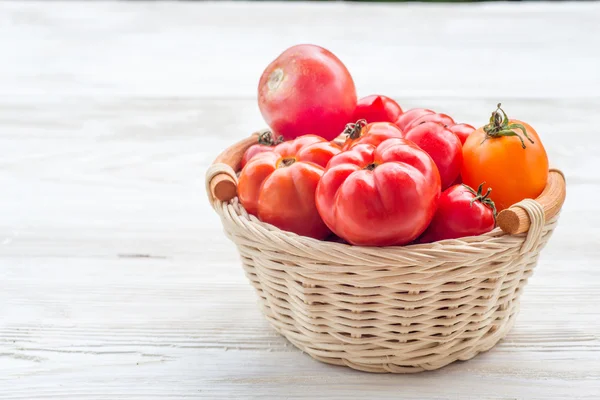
[206,133,566,373]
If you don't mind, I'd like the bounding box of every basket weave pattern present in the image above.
[207,163,558,373]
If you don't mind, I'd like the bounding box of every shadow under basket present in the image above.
[205,133,566,373]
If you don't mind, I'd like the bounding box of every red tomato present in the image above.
[418,183,496,243]
[258,44,357,141]
[395,108,434,131]
[315,138,441,246]
[238,135,340,239]
[404,112,455,131]
[404,122,462,190]
[276,135,341,169]
[449,123,476,145]
[342,120,404,151]
[241,131,284,169]
[353,95,403,123]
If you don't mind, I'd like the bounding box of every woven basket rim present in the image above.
[221,197,513,246]
[207,159,562,269]
[214,198,557,270]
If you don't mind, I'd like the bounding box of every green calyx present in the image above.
[258,130,284,146]
[482,103,534,149]
[343,119,367,140]
[463,183,497,219]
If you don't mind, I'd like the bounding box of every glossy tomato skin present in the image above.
[258,45,357,141]
[395,108,434,131]
[273,134,324,159]
[342,121,403,151]
[241,144,274,169]
[418,184,496,243]
[276,135,341,168]
[404,113,455,132]
[449,123,476,145]
[238,135,340,239]
[462,119,548,211]
[316,138,441,246]
[451,174,463,186]
[353,95,403,124]
[404,122,463,190]
[241,132,283,168]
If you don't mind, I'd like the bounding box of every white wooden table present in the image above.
[1,2,599,399]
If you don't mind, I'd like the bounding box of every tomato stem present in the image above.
[483,103,534,149]
[343,119,367,140]
[278,157,296,168]
[258,130,284,146]
[463,183,497,219]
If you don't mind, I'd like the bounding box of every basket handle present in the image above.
[207,133,260,202]
[497,169,566,234]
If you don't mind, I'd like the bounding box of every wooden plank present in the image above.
[1,95,598,398]
[0,2,599,99]
[1,1,599,399]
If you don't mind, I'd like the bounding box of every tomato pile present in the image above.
[239,44,549,246]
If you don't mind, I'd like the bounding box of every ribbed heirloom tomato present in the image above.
[258,44,357,141]
[462,104,549,211]
[315,138,441,246]
[238,135,341,239]
[353,95,403,123]
[342,120,404,151]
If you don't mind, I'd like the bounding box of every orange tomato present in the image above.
[462,104,549,211]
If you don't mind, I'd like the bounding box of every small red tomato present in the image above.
[353,95,403,123]
[316,138,441,246]
[258,44,357,141]
[238,135,340,239]
[241,131,284,169]
[418,183,496,243]
[404,122,462,190]
[449,123,476,145]
[404,113,455,131]
[395,108,434,131]
[342,120,404,151]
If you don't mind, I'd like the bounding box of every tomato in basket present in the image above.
[258,44,357,141]
[404,112,455,131]
[353,95,403,124]
[341,120,404,151]
[462,104,549,211]
[395,108,434,131]
[404,121,463,190]
[316,138,441,246]
[449,123,476,145]
[241,131,283,169]
[238,135,340,239]
[418,183,496,243]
